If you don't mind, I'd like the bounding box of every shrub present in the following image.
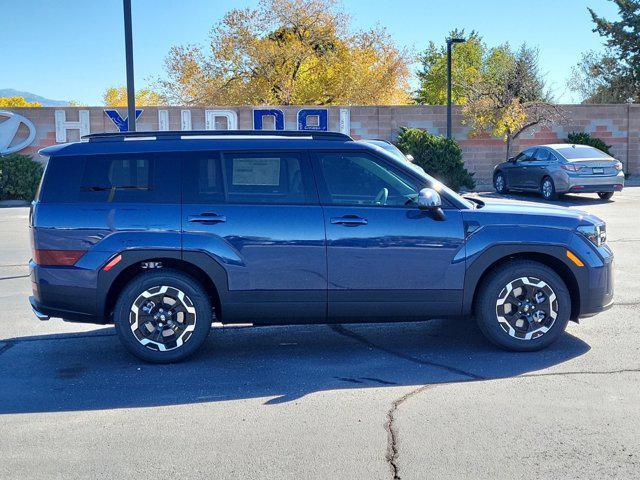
[395,127,475,191]
[566,132,611,155]
[0,154,44,201]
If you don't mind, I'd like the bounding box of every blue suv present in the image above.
[30,131,614,362]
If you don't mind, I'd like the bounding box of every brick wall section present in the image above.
[3,104,638,187]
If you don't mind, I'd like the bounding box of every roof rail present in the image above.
[82,130,352,142]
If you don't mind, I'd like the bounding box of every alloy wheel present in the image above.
[542,179,554,199]
[495,276,558,341]
[129,285,197,351]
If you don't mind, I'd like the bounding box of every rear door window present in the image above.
[221,151,315,204]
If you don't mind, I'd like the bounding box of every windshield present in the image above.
[556,146,612,160]
[361,140,409,163]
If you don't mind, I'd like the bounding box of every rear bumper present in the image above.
[29,260,104,324]
[557,171,625,193]
[29,296,50,321]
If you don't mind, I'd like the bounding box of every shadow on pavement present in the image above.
[0,319,589,414]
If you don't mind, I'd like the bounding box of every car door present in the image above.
[507,148,537,189]
[311,150,466,321]
[181,150,327,324]
[526,147,552,189]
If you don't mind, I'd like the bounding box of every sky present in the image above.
[0,0,621,105]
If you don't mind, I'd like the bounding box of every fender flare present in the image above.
[462,243,586,317]
[96,249,230,320]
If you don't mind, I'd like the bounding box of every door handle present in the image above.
[188,213,227,224]
[330,215,368,226]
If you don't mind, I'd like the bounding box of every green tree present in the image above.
[414,30,514,105]
[157,0,412,105]
[396,127,475,191]
[414,30,483,105]
[570,0,640,103]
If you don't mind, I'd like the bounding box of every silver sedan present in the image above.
[493,144,625,200]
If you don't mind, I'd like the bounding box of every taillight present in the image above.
[33,249,86,266]
[561,164,584,172]
[614,161,623,171]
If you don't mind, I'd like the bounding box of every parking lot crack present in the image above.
[524,368,640,378]
[0,274,29,281]
[385,384,434,479]
[328,324,484,480]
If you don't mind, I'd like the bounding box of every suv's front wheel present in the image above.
[114,269,213,363]
[475,260,571,351]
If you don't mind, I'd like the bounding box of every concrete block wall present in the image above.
[2,104,637,188]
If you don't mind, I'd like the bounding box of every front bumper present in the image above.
[572,239,615,318]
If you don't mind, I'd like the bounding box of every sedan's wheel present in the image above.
[114,269,212,363]
[476,260,570,351]
[541,177,557,200]
[597,191,614,200]
[494,173,508,194]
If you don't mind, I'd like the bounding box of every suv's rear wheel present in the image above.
[114,269,213,363]
[475,260,571,351]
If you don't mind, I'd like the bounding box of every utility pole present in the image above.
[123,0,136,131]
[446,37,466,139]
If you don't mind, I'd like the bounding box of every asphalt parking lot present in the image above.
[1,189,639,480]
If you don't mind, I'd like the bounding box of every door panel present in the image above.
[509,148,537,188]
[312,150,466,321]
[181,151,327,324]
[527,148,552,188]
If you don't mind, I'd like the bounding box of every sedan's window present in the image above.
[315,152,418,206]
[515,148,536,162]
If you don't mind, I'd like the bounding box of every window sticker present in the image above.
[232,158,281,186]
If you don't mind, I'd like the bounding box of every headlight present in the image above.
[577,224,606,247]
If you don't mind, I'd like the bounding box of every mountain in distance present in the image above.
[0,88,69,106]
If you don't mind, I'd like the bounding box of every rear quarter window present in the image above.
[40,154,179,204]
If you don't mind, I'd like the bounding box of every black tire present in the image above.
[540,177,557,200]
[494,172,509,194]
[114,269,213,363]
[475,260,571,351]
[597,192,614,200]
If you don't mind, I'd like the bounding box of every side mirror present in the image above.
[418,188,445,220]
[508,157,516,163]
[405,154,414,162]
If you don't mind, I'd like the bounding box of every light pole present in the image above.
[123,0,136,131]
[446,37,466,139]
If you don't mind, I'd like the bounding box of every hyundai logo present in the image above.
[0,110,36,154]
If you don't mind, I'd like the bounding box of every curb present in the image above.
[0,200,30,208]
